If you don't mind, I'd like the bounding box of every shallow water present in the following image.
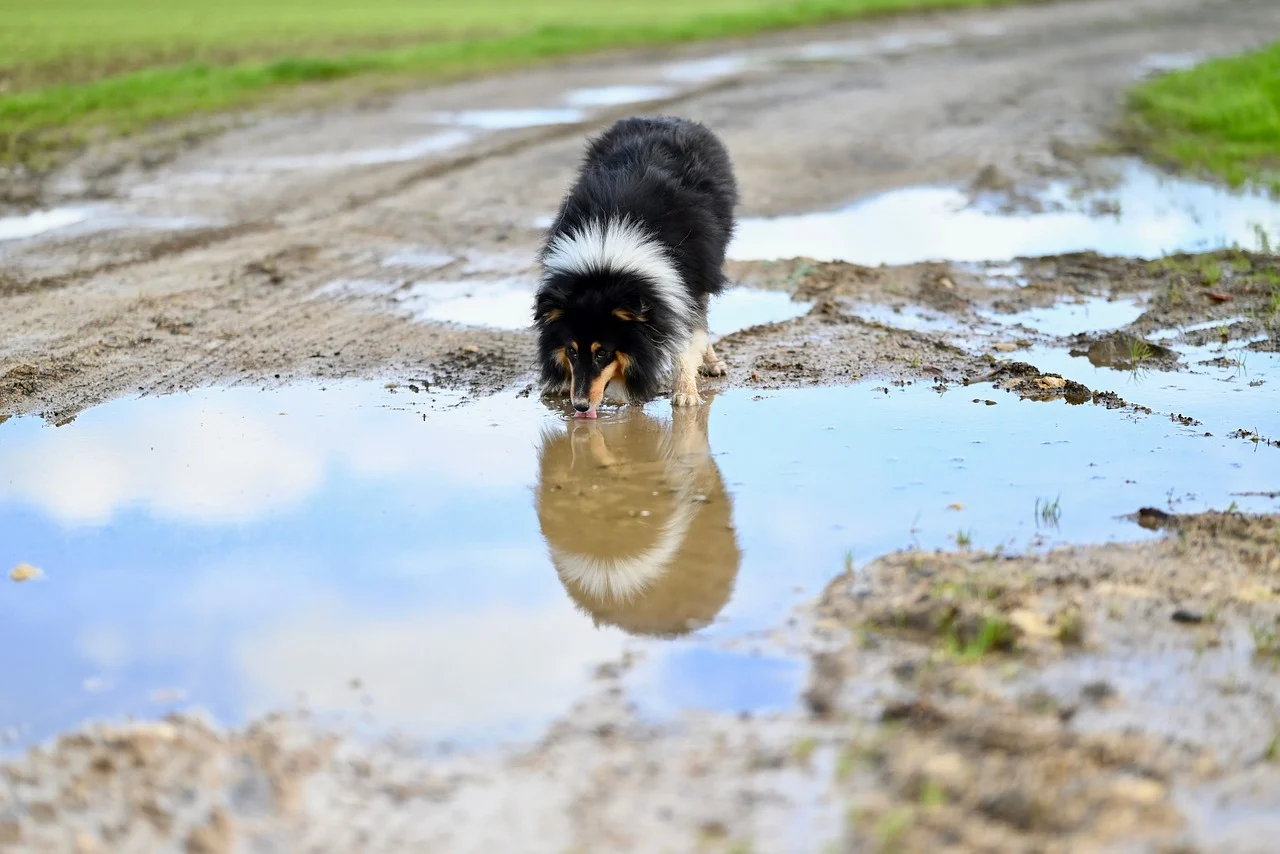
[729,161,1280,265]
[389,278,813,337]
[0,208,88,242]
[250,130,473,170]
[3,378,1277,749]
[562,85,675,107]
[426,108,586,130]
[982,295,1148,337]
[1027,343,1280,441]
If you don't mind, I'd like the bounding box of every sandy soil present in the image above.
[3,0,1279,422]
[3,0,1280,851]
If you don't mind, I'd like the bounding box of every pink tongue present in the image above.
[574,409,598,419]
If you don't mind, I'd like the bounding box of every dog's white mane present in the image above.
[542,217,694,339]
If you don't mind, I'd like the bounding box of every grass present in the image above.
[1034,495,1061,528]
[0,0,1030,169]
[943,615,1016,662]
[1127,40,1280,193]
[1128,338,1153,371]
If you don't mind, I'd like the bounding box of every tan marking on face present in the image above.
[555,346,574,389]
[612,308,645,322]
[588,358,620,410]
[614,352,632,376]
[586,427,618,467]
[590,342,601,355]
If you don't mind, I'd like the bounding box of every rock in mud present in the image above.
[1070,332,1176,371]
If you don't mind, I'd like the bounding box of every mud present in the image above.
[3,0,1280,850]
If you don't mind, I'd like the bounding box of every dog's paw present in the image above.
[699,359,728,377]
[671,391,704,407]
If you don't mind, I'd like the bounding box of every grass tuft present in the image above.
[1126,41,1280,194]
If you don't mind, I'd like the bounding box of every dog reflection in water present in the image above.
[535,398,741,638]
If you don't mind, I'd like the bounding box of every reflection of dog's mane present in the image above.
[535,410,740,638]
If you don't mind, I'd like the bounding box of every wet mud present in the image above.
[3,0,1280,850]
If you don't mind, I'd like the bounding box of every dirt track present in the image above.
[3,0,1280,422]
[3,0,1280,852]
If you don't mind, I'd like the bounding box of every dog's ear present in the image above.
[533,291,565,327]
[611,298,649,323]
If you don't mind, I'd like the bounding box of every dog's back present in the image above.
[548,116,738,299]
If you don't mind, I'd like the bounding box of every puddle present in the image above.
[426,109,585,130]
[662,55,752,83]
[0,204,214,246]
[251,130,472,170]
[1025,343,1280,440]
[4,378,1278,748]
[562,85,674,107]
[796,30,955,61]
[1135,52,1201,79]
[380,250,457,272]
[981,296,1147,337]
[729,161,1280,265]
[0,208,89,242]
[389,278,812,336]
[853,303,966,336]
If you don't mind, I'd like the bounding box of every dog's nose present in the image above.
[572,399,591,412]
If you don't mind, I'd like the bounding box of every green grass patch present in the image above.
[1,0,1029,169]
[1127,41,1280,193]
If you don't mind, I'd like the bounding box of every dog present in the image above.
[535,397,741,638]
[534,116,738,418]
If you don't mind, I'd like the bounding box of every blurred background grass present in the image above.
[1127,42,1280,194]
[0,0,1020,168]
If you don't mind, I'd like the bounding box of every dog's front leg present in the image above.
[671,329,707,407]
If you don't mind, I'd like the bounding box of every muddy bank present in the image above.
[2,511,1277,853]
[1,248,1274,425]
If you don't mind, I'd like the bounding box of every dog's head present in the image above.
[534,272,672,417]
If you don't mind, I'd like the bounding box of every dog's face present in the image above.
[535,274,657,417]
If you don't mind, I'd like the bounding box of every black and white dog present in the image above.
[533,116,738,418]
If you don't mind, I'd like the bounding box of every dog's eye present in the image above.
[566,347,578,361]
[595,350,612,365]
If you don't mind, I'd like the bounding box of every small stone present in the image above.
[1171,609,1204,624]
[9,563,42,582]
[1081,680,1116,703]
[1110,776,1166,805]
[1009,608,1054,639]
[921,751,974,793]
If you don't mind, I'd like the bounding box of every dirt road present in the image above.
[2,0,1278,422]
[3,0,1280,852]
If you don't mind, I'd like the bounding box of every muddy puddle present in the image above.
[730,160,1280,265]
[4,375,1277,751]
[0,204,213,246]
[326,276,814,337]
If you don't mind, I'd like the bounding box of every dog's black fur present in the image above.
[534,116,738,414]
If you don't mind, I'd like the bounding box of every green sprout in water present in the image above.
[1129,338,1154,367]
[1035,495,1062,528]
[1251,624,1280,660]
